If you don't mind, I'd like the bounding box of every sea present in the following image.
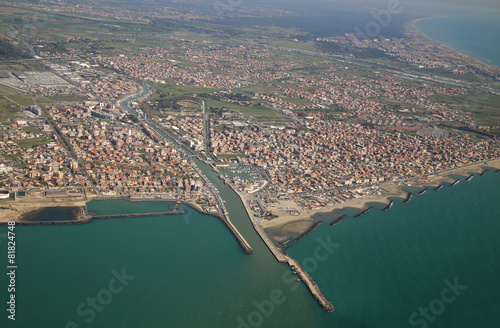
[415,15,500,68]
[1,167,499,328]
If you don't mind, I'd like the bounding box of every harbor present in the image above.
[228,181,334,311]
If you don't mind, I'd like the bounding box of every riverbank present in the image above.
[261,159,500,242]
[227,179,334,311]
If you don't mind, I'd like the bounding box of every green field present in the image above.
[7,94,34,106]
[49,94,87,102]
[207,99,283,119]
[279,96,313,106]
[218,153,247,160]
[14,137,50,148]
[0,98,20,123]
[0,85,19,96]
[22,126,40,133]
[153,84,217,98]
[431,92,500,126]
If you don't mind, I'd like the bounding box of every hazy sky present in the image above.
[300,0,500,10]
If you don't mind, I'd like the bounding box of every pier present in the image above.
[288,258,334,312]
[89,210,185,220]
[255,224,287,262]
[227,182,333,311]
[220,210,253,254]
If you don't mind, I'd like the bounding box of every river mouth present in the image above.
[22,206,81,222]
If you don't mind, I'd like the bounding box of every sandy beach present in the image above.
[0,193,90,223]
[261,159,500,242]
[1,159,499,232]
[0,191,210,224]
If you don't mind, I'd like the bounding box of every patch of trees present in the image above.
[0,39,31,60]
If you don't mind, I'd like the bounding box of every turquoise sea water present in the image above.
[416,15,500,68]
[1,170,499,328]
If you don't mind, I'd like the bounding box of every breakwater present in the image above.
[354,207,373,219]
[90,211,185,220]
[382,200,394,211]
[330,214,347,226]
[417,188,428,195]
[220,211,253,255]
[293,221,323,242]
[402,192,413,203]
[287,257,334,312]
[0,207,187,226]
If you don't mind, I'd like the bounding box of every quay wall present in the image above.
[227,182,285,261]
[220,212,253,254]
[227,181,334,311]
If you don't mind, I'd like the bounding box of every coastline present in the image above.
[261,159,500,243]
[410,16,500,70]
[0,194,208,224]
